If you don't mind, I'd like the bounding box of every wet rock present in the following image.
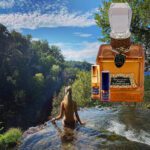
[146,104,150,109]
[95,105,101,108]
[22,125,45,139]
[19,108,150,150]
[107,134,127,141]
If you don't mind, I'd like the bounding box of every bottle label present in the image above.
[101,90,109,101]
[110,74,136,88]
[92,87,99,95]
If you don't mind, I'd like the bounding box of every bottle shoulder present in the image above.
[97,44,144,59]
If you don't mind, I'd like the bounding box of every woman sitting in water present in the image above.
[51,86,85,128]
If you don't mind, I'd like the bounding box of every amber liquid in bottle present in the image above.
[91,65,100,100]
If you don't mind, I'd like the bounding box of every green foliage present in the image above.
[0,24,65,129]
[64,61,91,71]
[72,71,92,107]
[144,76,150,102]
[52,86,66,116]
[33,73,44,85]
[95,0,150,52]
[144,76,150,91]
[0,122,4,133]
[13,90,26,106]
[0,128,22,148]
[63,61,91,85]
[51,65,61,76]
[49,45,64,63]
[0,128,3,132]
[71,71,112,107]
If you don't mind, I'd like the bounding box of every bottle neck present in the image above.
[110,37,131,53]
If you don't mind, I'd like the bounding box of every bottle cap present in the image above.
[109,3,132,39]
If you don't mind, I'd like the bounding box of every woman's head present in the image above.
[65,86,72,95]
[64,86,72,103]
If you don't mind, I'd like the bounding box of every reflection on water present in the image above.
[119,107,150,132]
[108,107,150,145]
[19,107,150,150]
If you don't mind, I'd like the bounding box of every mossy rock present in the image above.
[107,134,127,141]
[146,104,150,109]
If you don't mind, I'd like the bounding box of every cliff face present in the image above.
[19,107,150,150]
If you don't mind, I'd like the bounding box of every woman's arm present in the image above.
[51,102,64,123]
[74,102,85,125]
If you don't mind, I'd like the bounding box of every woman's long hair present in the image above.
[63,86,73,109]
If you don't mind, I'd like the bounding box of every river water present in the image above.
[19,106,150,150]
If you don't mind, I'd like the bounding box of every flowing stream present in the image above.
[19,106,150,150]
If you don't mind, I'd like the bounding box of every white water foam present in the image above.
[107,120,150,146]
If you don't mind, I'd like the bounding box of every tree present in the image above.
[49,45,64,64]
[95,0,150,53]
[72,71,91,107]
[0,25,65,129]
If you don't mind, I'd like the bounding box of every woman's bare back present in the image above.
[51,86,85,128]
[62,100,77,123]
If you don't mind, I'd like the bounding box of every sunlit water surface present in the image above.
[19,107,150,150]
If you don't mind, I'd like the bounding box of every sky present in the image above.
[0,0,104,63]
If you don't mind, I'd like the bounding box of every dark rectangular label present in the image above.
[92,87,99,95]
[111,76,131,86]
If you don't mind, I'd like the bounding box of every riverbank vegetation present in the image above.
[143,76,150,108]
[0,128,22,149]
